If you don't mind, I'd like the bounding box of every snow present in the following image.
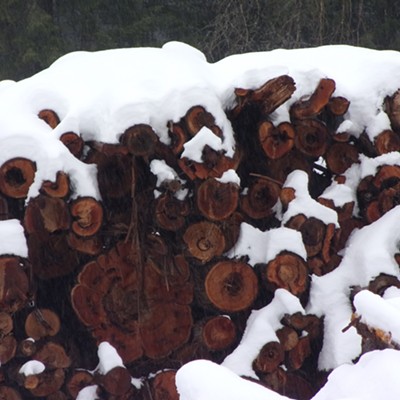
[222,289,305,379]
[76,385,99,400]
[19,360,45,376]
[2,41,400,399]
[216,169,241,185]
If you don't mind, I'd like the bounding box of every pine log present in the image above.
[66,370,94,399]
[200,315,237,351]
[121,124,158,157]
[96,366,132,396]
[168,122,188,154]
[253,341,284,374]
[0,158,36,199]
[219,211,244,252]
[24,195,70,235]
[326,96,350,116]
[196,178,239,221]
[204,260,258,312]
[152,370,179,400]
[86,140,129,157]
[40,171,70,198]
[264,252,308,296]
[0,335,17,365]
[155,192,190,231]
[0,256,29,313]
[0,386,21,400]
[232,75,296,117]
[374,129,400,155]
[385,89,400,131]
[259,121,295,159]
[183,221,226,263]
[290,78,336,120]
[276,326,299,351]
[299,217,326,257]
[294,119,329,157]
[325,142,359,175]
[70,197,103,237]
[184,106,220,137]
[25,309,61,340]
[241,177,281,220]
[59,132,84,159]
[38,109,60,129]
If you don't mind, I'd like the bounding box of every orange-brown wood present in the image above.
[259,121,295,159]
[0,335,17,365]
[286,336,311,370]
[204,260,258,312]
[169,123,188,154]
[66,371,94,399]
[70,197,103,237]
[201,315,237,351]
[326,96,350,116]
[197,178,239,221]
[374,129,400,155]
[0,158,36,198]
[385,89,400,131]
[325,142,359,175]
[121,124,158,156]
[40,171,70,198]
[152,370,179,400]
[60,132,84,158]
[34,342,71,369]
[38,109,60,129]
[276,326,299,351]
[184,106,218,136]
[183,221,226,263]
[373,164,400,189]
[97,366,131,396]
[155,192,190,231]
[0,312,13,337]
[253,341,284,374]
[28,368,65,398]
[25,309,61,340]
[18,339,37,357]
[294,119,329,158]
[291,78,336,120]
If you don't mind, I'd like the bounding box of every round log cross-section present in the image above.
[204,260,258,312]
[121,124,158,157]
[201,315,237,351]
[60,132,84,159]
[0,158,36,198]
[253,341,285,374]
[38,109,60,129]
[70,197,103,237]
[259,121,295,159]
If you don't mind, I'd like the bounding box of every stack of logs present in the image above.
[1,74,400,399]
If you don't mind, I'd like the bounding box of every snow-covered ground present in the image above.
[2,41,400,399]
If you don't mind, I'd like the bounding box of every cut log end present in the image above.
[201,316,237,351]
[38,109,60,129]
[70,197,103,237]
[121,124,158,156]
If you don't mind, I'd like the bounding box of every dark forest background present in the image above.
[1,0,399,81]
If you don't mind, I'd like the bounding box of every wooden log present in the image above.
[219,211,244,252]
[326,96,350,116]
[290,78,336,120]
[28,368,65,398]
[96,366,131,396]
[204,260,258,312]
[294,119,329,158]
[70,197,103,237]
[121,124,158,157]
[276,326,299,351]
[183,221,226,263]
[258,121,295,159]
[152,370,179,400]
[374,129,400,155]
[0,335,17,365]
[24,195,70,235]
[199,315,237,351]
[168,122,188,154]
[325,142,359,175]
[264,251,308,296]
[67,232,102,255]
[385,89,400,131]
[155,192,190,231]
[0,158,36,199]
[38,109,60,129]
[368,273,400,296]
[184,106,220,137]
[232,75,296,117]
[47,390,68,400]
[286,336,311,370]
[40,171,70,198]
[0,386,21,400]
[241,177,281,220]
[18,338,37,358]
[280,187,296,213]
[281,312,321,340]
[66,370,94,399]
[0,194,10,220]
[59,132,84,159]
[196,178,239,221]
[0,312,13,337]
[0,256,29,313]
[34,342,71,369]
[299,217,327,257]
[253,341,284,374]
[317,197,354,223]
[373,164,400,189]
[25,309,61,340]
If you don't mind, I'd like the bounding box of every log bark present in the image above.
[38,109,60,129]
[0,312,13,337]
[121,124,158,157]
[290,78,336,120]
[59,132,84,159]
[28,368,65,398]
[253,341,284,374]
[264,251,308,296]
[0,386,21,400]
[286,336,311,370]
[183,221,226,263]
[259,121,295,159]
[18,339,37,358]
[66,370,94,399]
[0,335,17,365]
[196,178,239,221]
[0,158,36,199]
[168,123,188,154]
[204,260,258,312]
[70,197,103,237]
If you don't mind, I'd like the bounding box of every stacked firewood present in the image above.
[1,72,400,400]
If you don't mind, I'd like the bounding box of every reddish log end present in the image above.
[59,132,84,159]
[38,109,60,129]
[70,197,103,237]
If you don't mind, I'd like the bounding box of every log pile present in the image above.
[1,69,400,400]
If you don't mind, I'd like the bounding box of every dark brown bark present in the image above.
[40,171,70,198]
[0,335,17,365]
[204,260,258,312]
[155,192,190,231]
[0,386,22,400]
[168,123,188,154]
[96,366,132,396]
[25,309,61,340]
[253,341,284,374]
[286,336,311,370]
[152,370,179,400]
[0,158,36,198]
[66,371,94,399]
[294,119,329,158]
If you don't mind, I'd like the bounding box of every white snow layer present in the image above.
[2,41,400,399]
[19,360,45,376]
